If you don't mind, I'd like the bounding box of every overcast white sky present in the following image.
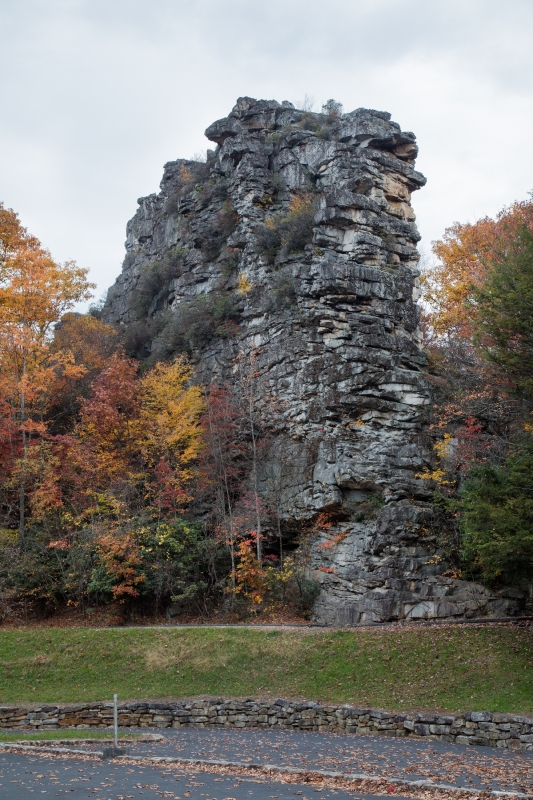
[1,0,532,306]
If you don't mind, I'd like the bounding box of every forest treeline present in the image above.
[0,195,532,623]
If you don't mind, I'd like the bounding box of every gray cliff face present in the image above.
[104,97,526,623]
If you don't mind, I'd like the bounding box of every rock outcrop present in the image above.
[104,97,528,623]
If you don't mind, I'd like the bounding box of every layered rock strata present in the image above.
[104,97,527,622]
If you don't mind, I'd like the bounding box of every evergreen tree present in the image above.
[460,435,533,586]
[473,224,533,402]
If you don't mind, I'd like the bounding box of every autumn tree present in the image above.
[47,312,120,432]
[137,357,205,513]
[257,194,318,264]
[322,99,343,118]
[421,197,533,340]
[233,537,267,606]
[0,204,93,536]
[67,352,142,515]
[59,354,205,522]
[421,197,533,446]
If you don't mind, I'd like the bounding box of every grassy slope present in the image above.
[1,625,532,714]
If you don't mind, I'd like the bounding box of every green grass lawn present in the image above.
[0,730,138,742]
[0,625,531,714]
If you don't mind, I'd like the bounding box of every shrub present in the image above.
[121,320,151,358]
[131,247,186,319]
[265,268,297,312]
[264,556,320,618]
[236,272,253,295]
[321,98,343,118]
[195,176,229,206]
[270,173,286,194]
[121,314,173,359]
[0,526,100,610]
[297,112,322,133]
[282,195,318,252]
[178,159,211,189]
[150,291,241,360]
[220,250,240,278]
[256,223,282,264]
[164,193,183,216]
[297,109,339,138]
[164,161,211,215]
[0,517,228,616]
[343,493,385,522]
[198,202,239,262]
[256,194,318,264]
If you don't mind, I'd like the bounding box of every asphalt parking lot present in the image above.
[118,726,533,792]
[0,752,410,800]
[1,725,532,798]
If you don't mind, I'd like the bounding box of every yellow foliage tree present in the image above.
[138,357,205,483]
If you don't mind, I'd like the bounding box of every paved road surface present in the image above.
[55,727,533,793]
[2,726,533,798]
[0,752,409,800]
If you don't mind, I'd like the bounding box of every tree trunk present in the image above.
[248,392,262,561]
[19,355,27,540]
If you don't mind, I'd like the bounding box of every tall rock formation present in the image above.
[104,97,525,623]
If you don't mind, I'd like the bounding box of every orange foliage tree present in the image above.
[232,537,267,605]
[95,532,146,601]
[47,312,120,432]
[421,198,533,340]
[67,353,142,513]
[0,203,93,536]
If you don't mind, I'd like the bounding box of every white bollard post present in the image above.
[113,694,118,748]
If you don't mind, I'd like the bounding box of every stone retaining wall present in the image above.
[1,699,532,751]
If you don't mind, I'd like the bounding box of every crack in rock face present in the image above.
[103,96,527,624]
